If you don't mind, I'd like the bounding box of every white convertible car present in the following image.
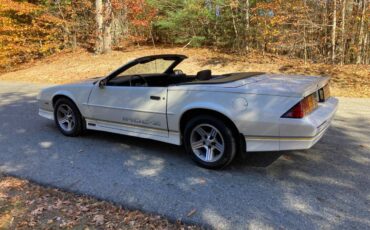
[38,54,338,168]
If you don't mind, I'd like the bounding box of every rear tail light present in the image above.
[282,94,318,118]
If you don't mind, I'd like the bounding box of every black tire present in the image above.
[184,115,238,169]
[54,98,83,137]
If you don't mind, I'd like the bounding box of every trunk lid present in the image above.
[232,73,330,97]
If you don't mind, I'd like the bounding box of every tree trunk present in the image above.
[245,0,250,30]
[323,0,329,57]
[245,0,250,52]
[364,32,369,64]
[103,0,113,53]
[303,0,307,64]
[356,0,367,64]
[331,0,337,63]
[230,3,239,48]
[95,0,104,54]
[95,0,113,54]
[340,0,346,65]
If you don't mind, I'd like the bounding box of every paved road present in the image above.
[1,81,370,229]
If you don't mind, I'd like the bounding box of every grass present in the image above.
[0,46,369,97]
[0,175,200,229]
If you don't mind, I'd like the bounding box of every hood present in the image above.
[75,76,103,84]
[59,77,103,86]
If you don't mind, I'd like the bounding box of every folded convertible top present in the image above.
[180,72,265,85]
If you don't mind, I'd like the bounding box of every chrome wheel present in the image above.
[190,124,225,163]
[56,104,75,132]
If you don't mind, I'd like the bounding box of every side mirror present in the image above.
[99,79,107,89]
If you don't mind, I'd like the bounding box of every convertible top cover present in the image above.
[181,72,265,85]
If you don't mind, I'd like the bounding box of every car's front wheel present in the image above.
[184,115,237,169]
[54,98,83,136]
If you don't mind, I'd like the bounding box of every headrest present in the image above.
[196,70,212,81]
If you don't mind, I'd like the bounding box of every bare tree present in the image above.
[364,32,369,64]
[95,0,113,54]
[230,4,239,42]
[340,0,347,65]
[303,0,308,64]
[95,0,104,54]
[356,0,367,64]
[245,0,250,29]
[103,0,113,53]
[245,0,250,52]
[331,0,337,63]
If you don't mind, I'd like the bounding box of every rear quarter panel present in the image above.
[167,87,301,137]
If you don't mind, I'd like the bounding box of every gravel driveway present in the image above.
[0,81,369,229]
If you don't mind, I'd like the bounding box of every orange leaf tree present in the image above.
[0,0,65,71]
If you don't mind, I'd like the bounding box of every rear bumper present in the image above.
[245,97,338,152]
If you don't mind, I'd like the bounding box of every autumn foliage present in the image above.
[126,0,157,27]
[0,0,368,71]
[0,0,64,70]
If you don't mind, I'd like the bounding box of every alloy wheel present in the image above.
[190,124,225,162]
[56,104,76,132]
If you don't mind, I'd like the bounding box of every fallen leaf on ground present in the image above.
[187,209,197,217]
[31,207,44,216]
[80,206,89,212]
[0,176,200,229]
[93,214,104,225]
[54,199,63,209]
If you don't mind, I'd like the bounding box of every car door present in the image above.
[86,84,168,137]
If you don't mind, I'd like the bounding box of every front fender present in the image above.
[52,90,79,107]
[39,84,94,117]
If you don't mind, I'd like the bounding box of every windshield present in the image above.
[122,59,175,75]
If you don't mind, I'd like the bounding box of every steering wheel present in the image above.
[174,69,184,75]
[129,75,148,87]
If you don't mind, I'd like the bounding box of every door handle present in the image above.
[150,96,161,100]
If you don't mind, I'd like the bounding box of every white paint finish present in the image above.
[245,97,337,151]
[238,74,329,97]
[37,73,338,152]
[232,95,298,137]
[279,120,331,150]
[38,82,95,115]
[170,74,329,97]
[85,119,180,145]
[279,97,338,137]
[87,85,168,131]
[245,138,279,151]
[39,108,54,120]
[245,120,331,152]
[166,90,299,137]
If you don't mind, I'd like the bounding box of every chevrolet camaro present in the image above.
[38,54,338,169]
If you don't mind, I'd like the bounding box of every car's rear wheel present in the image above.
[184,115,237,169]
[54,98,83,136]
